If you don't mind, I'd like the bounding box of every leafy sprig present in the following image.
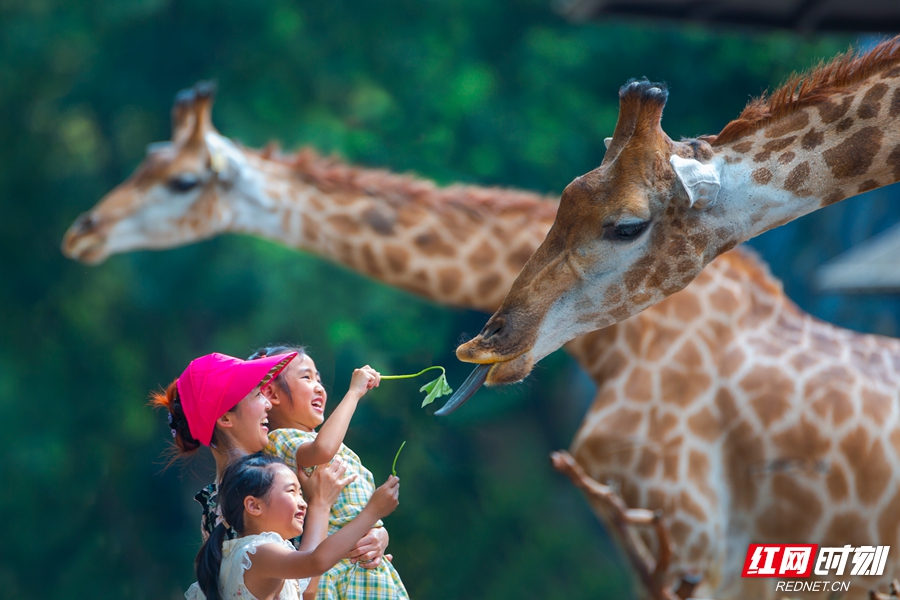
[382,366,453,408]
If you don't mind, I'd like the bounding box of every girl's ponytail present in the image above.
[196,522,228,600]
[149,379,203,459]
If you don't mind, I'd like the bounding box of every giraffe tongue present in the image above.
[434,364,490,416]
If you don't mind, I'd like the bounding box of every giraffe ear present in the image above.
[604,137,612,149]
[204,133,244,185]
[670,155,720,210]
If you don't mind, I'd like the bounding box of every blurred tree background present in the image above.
[1,1,897,598]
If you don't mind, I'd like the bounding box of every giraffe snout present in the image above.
[62,211,109,263]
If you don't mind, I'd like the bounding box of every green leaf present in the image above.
[382,365,453,408]
[419,372,453,407]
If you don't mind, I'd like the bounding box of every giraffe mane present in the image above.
[252,144,559,222]
[713,35,900,146]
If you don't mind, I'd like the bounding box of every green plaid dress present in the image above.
[265,429,409,600]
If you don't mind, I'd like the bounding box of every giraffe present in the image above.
[62,83,900,599]
[445,37,900,599]
[61,82,553,313]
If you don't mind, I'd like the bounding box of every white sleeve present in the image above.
[184,582,206,600]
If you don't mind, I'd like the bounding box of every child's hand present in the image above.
[348,365,381,398]
[297,458,357,508]
[348,527,389,567]
[367,475,400,519]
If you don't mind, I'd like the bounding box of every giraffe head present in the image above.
[441,81,729,411]
[62,82,249,263]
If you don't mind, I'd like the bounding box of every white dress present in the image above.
[185,532,311,600]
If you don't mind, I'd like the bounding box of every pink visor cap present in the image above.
[176,352,297,446]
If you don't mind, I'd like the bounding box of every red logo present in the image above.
[742,544,818,578]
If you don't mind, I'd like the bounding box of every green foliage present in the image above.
[2,2,898,600]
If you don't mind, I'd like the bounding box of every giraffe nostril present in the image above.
[73,213,97,235]
[480,318,504,340]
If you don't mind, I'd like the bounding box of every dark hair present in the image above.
[149,377,239,463]
[248,344,307,402]
[195,453,284,600]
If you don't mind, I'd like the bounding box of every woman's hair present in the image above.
[248,344,307,403]
[149,378,239,460]
[195,453,284,600]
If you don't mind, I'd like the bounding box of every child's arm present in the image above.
[295,458,356,551]
[300,462,388,573]
[302,581,318,600]
[294,366,380,467]
[246,476,400,583]
[349,526,390,567]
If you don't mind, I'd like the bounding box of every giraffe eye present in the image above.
[167,173,200,193]
[605,220,649,241]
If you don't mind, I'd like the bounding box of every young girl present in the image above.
[190,453,400,600]
[249,345,409,599]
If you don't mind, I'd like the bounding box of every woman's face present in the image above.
[254,464,307,538]
[269,354,326,431]
[223,387,272,453]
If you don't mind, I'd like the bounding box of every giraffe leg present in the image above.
[674,572,702,600]
[551,450,690,600]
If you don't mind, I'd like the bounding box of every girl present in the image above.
[190,453,400,600]
[249,345,409,600]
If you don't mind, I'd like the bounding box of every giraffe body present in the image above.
[63,83,900,598]
[568,249,900,598]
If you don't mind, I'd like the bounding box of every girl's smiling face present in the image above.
[254,464,308,538]
[268,354,327,431]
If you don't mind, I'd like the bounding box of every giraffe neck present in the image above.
[568,246,788,387]
[710,72,900,243]
[216,142,557,312]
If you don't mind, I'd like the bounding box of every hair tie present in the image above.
[167,411,187,437]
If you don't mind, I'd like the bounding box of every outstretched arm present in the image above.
[349,526,389,568]
[247,476,400,582]
[294,366,380,467]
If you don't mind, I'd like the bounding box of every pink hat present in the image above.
[177,352,297,446]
